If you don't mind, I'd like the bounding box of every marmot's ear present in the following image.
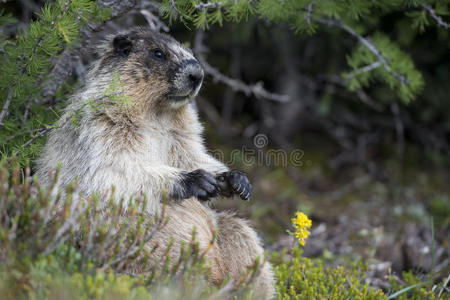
[113,35,132,58]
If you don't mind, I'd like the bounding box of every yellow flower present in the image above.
[291,212,312,246]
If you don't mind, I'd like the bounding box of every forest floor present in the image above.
[212,138,450,289]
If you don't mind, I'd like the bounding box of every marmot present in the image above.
[36,28,275,298]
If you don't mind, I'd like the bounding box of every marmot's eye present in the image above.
[152,49,165,60]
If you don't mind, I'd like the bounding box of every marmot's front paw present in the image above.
[172,169,219,201]
[217,170,252,201]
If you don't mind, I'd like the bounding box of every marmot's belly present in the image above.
[161,199,217,243]
[130,199,225,281]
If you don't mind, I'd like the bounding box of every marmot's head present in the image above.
[93,28,204,112]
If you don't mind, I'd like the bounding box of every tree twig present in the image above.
[423,4,450,30]
[345,61,382,79]
[193,31,289,103]
[305,3,313,25]
[0,90,13,125]
[195,2,221,11]
[4,127,47,143]
[140,9,169,32]
[169,0,181,15]
[315,18,410,86]
[22,126,54,147]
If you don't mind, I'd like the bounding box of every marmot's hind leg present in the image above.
[216,212,275,299]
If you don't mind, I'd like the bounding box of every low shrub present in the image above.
[0,161,447,299]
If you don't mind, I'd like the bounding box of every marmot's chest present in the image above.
[141,128,198,170]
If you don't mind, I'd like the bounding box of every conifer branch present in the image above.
[193,31,289,103]
[315,18,410,86]
[19,0,73,76]
[423,4,450,30]
[47,0,136,91]
[23,0,137,120]
[0,0,73,126]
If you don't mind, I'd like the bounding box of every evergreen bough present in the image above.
[0,0,109,164]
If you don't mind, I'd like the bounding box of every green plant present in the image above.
[273,247,447,300]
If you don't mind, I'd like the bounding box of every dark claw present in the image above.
[216,169,252,201]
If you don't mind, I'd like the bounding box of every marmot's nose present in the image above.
[182,59,204,89]
[188,71,203,88]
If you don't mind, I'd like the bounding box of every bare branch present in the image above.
[305,3,313,25]
[193,31,289,103]
[324,75,384,112]
[22,126,53,147]
[315,18,410,86]
[4,127,47,143]
[169,0,181,15]
[0,90,13,125]
[22,96,33,123]
[97,0,137,19]
[195,2,221,11]
[423,4,450,30]
[140,9,169,32]
[166,0,223,15]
